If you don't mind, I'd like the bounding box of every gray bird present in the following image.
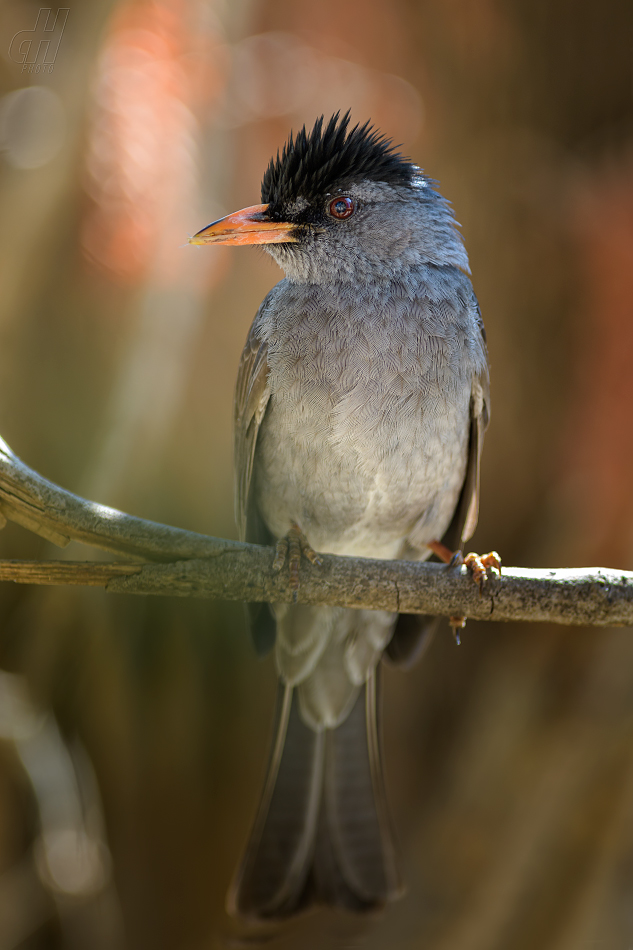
[190,113,490,921]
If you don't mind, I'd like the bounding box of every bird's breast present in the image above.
[253,284,479,558]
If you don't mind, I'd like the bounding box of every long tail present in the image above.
[227,668,402,921]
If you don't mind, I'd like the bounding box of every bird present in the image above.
[189,112,491,922]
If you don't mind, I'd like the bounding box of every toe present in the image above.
[272,538,288,572]
[481,551,502,574]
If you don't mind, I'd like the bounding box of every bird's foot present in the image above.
[272,523,323,601]
[426,541,502,642]
[427,540,502,591]
[464,550,502,594]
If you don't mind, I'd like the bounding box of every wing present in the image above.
[234,310,277,656]
[445,374,490,550]
[234,315,271,543]
[448,303,491,548]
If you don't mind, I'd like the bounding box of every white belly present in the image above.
[255,378,470,559]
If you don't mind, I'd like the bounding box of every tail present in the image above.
[227,668,402,921]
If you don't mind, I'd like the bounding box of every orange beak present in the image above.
[188,203,298,246]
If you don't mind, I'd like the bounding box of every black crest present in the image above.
[261,112,415,207]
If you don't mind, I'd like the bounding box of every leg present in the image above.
[427,541,459,564]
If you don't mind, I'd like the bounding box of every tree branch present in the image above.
[0,436,234,560]
[0,437,631,627]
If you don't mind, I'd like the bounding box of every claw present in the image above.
[482,551,502,574]
[447,550,464,569]
[272,523,322,600]
[303,546,323,568]
[449,614,466,645]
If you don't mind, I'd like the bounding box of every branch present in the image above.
[0,436,234,560]
[0,437,632,627]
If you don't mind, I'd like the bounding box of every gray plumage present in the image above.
[206,114,490,921]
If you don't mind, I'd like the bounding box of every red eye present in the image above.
[329,196,355,219]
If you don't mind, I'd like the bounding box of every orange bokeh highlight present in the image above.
[81,0,227,286]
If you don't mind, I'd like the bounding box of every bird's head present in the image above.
[190,112,469,283]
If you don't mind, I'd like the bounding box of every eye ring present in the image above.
[328,196,355,219]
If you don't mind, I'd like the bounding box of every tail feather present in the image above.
[228,670,401,921]
[313,669,402,907]
[227,683,324,919]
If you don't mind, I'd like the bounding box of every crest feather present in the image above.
[261,112,414,207]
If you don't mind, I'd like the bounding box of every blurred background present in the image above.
[0,0,632,947]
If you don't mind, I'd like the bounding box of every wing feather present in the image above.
[234,319,271,541]
[459,305,491,544]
